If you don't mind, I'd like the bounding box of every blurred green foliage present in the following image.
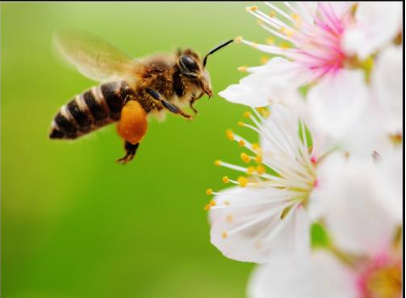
[1,3,277,298]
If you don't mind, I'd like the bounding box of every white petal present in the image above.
[371,45,403,135]
[260,104,302,158]
[342,2,402,59]
[248,251,357,298]
[306,70,368,141]
[219,58,308,108]
[209,187,309,263]
[375,149,403,222]
[338,103,393,160]
[328,2,355,19]
[311,153,399,256]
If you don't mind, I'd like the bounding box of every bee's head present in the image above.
[176,40,233,98]
[177,48,213,98]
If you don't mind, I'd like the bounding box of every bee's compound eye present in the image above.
[180,55,198,73]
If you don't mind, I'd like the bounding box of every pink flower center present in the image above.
[356,253,402,298]
[290,3,350,79]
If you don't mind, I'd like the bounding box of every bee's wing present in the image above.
[54,30,138,82]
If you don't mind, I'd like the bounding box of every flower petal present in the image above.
[219,58,308,108]
[371,45,403,135]
[209,187,309,263]
[248,251,357,298]
[311,153,399,256]
[306,69,368,141]
[342,2,402,59]
[375,149,403,222]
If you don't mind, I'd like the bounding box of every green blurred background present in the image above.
[2,3,271,298]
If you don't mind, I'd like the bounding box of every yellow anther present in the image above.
[256,165,266,175]
[255,154,262,164]
[237,176,248,187]
[257,19,264,26]
[244,111,251,118]
[226,214,233,222]
[237,66,247,72]
[260,109,270,118]
[241,152,251,163]
[235,36,243,43]
[260,56,269,64]
[249,5,258,12]
[291,13,299,20]
[270,11,276,17]
[247,166,256,174]
[206,188,213,195]
[226,129,234,141]
[389,133,402,146]
[222,232,228,239]
[210,200,216,206]
[266,37,275,45]
[238,121,246,127]
[204,204,211,211]
[214,160,221,166]
[238,140,246,147]
[222,176,229,183]
[280,43,291,49]
[252,143,260,150]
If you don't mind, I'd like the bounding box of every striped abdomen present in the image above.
[50,81,135,140]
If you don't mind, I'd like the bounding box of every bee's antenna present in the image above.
[203,39,234,67]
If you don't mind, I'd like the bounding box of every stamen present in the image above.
[246,5,258,12]
[247,166,256,174]
[265,2,295,23]
[266,37,275,45]
[222,176,230,183]
[237,176,248,187]
[206,188,213,195]
[222,232,228,238]
[256,165,266,175]
[226,129,234,141]
[234,36,243,44]
[216,160,254,174]
[204,199,216,211]
[241,152,251,163]
[237,66,248,72]
[261,56,269,64]
[255,154,262,164]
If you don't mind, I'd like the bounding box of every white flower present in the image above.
[248,176,402,298]
[249,246,402,298]
[207,104,354,262]
[220,2,402,117]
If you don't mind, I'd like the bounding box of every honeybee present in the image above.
[50,30,233,164]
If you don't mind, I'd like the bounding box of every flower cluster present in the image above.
[205,3,403,297]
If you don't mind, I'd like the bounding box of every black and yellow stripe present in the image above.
[49,81,135,140]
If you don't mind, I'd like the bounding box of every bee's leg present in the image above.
[189,94,203,115]
[145,88,193,120]
[116,142,140,164]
